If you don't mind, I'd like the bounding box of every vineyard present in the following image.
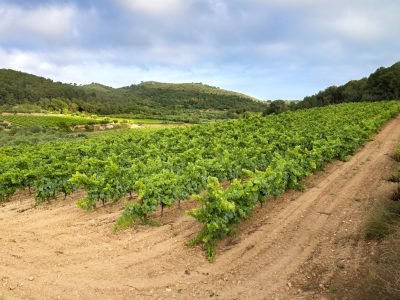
[1,101,399,261]
[0,114,108,129]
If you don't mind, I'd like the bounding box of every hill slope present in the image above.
[0,69,267,120]
[298,61,400,108]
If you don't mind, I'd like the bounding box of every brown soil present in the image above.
[1,116,400,300]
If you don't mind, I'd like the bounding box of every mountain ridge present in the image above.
[0,69,267,120]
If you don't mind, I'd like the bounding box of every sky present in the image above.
[0,0,399,100]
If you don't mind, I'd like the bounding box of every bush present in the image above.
[29,125,43,133]
[389,170,400,183]
[84,124,94,132]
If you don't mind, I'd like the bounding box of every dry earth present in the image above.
[1,116,400,300]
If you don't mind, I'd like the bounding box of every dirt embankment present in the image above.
[1,116,400,300]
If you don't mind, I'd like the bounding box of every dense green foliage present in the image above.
[0,114,100,128]
[263,61,400,114]
[0,69,268,120]
[0,69,85,106]
[0,127,86,147]
[0,114,123,146]
[298,62,400,109]
[187,101,400,260]
[0,102,399,262]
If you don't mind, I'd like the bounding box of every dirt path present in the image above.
[1,116,400,300]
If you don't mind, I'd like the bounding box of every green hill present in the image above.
[263,61,400,114]
[298,61,400,108]
[0,69,267,121]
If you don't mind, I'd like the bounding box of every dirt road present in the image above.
[1,116,400,300]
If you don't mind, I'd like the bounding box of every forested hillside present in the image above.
[2,61,399,118]
[264,61,400,113]
[0,69,267,120]
[298,61,400,108]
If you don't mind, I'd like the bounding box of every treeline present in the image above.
[0,69,268,120]
[2,61,399,118]
[265,61,400,114]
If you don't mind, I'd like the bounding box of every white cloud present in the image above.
[256,42,293,57]
[329,13,381,42]
[0,49,53,74]
[117,0,187,15]
[0,47,213,87]
[0,4,78,42]
[320,4,400,44]
[248,0,320,7]
[0,0,399,100]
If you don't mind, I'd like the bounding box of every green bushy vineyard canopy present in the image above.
[1,101,399,260]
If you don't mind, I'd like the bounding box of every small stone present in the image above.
[336,260,345,269]
[166,288,172,292]
[184,270,191,275]
[287,282,292,288]
[28,276,35,281]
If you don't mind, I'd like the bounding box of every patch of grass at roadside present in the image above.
[364,200,400,240]
[359,229,400,300]
[389,170,400,183]
[393,146,400,162]
[392,186,400,201]
[352,146,400,299]
[359,189,400,299]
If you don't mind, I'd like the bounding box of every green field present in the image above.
[0,113,184,129]
[0,114,183,147]
[0,114,105,128]
[104,115,184,124]
[0,114,117,147]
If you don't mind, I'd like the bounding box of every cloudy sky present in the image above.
[0,0,399,100]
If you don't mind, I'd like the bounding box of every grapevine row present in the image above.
[0,102,399,262]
